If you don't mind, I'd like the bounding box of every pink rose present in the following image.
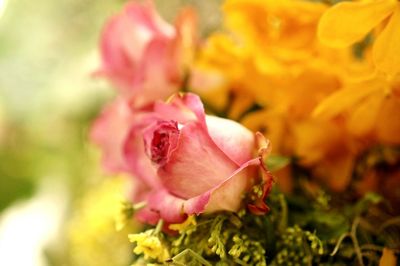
[89,97,160,191]
[90,98,134,173]
[124,93,273,225]
[98,1,197,108]
[90,98,158,186]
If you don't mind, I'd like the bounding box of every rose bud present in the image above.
[98,1,197,109]
[124,93,273,225]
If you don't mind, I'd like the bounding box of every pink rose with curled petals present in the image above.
[98,1,197,109]
[123,93,273,225]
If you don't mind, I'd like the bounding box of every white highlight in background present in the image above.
[0,178,67,266]
[0,0,7,18]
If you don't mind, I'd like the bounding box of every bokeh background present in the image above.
[0,0,220,265]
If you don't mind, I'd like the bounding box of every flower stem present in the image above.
[133,201,147,211]
[155,219,164,235]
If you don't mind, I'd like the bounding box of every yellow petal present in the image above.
[373,5,400,76]
[315,153,354,192]
[347,90,385,136]
[318,0,396,48]
[313,78,383,119]
[228,91,254,120]
[293,120,343,165]
[376,96,400,144]
[241,109,287,153]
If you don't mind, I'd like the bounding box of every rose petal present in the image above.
[99,0,177,104]
[142,120,180,166]
[90,98,133,173]
[154,93,206,124]
[144,189,188,223]
[124,126,161,188]
[130,38,180,108]
[159,121,238,199]
[154,93,254,165]
[125,93,237,194]
[206,116,254,165]
[138,158,268,224]
[205,159,257,213]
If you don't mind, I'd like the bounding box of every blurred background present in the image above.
[0,0,220,265]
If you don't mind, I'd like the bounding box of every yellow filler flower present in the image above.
[129,230,170,262]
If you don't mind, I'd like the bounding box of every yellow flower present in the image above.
[224,0,327,52]
[192,0,396,193]
[67,177,136,266]
[375,93,400,145]
[241,109,289,154]
[128,230,170,262]
[318,0,400,76]
[190,34,249,112]
[240,60,343,146]
[292,119,356,191]
[192,0,350,112]
[313,73,400,144]
[168,215,197,233]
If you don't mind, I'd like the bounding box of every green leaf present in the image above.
[168,249,212,266]
[265,155,290,172]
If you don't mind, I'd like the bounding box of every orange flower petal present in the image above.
[379,248,397,266]
[347,90,385,136]
[376,96,400,144]
[373,5,400,76]
[316,153,354,192]
[313,78,383,119]
[318,0,396,48]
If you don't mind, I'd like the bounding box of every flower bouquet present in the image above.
[90,0,400,265]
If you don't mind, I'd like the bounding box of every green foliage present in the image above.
[271,225,323,265]
[166,212,267,266]
[129,185,400,265]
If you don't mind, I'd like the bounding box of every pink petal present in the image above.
[131,38,180,108]
[90,98,133,173]
[135,206,162,225]
[124,1,175,39]
[206,116,254,165]
[98,1,177,102]
[205,159,257,213]
[138,157,268,225]
[153,93,205,124]
[136,189,191,224]
[123,112,162,189]
[158,121,238,199]
[142,120,180,166]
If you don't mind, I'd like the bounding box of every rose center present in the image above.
[145,120,180,166]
